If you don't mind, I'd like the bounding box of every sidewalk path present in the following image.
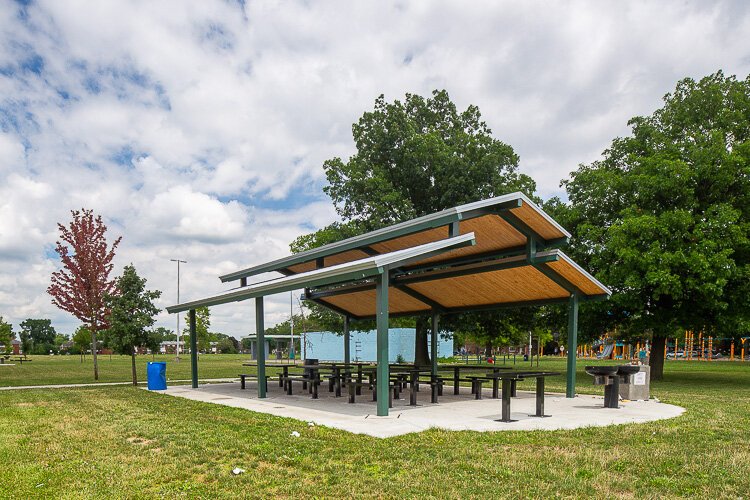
[0,378,237,391]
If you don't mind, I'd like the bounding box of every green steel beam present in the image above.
[431,312,439,376]
[189,309,198,388]
[500,210,547,245]
[566,293,579,398]
[305,296,365,320]
[375,271,390,416]
[395,284,447,312]
[533,263,587,297]
[396,253,559,285]
[343,315,350,367]
[400,245,527,274]
[256,297,266,398]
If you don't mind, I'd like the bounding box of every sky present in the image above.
[1,0,749,338]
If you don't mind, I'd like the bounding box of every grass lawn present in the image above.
[1,358,749,498]
[0,353,253,386]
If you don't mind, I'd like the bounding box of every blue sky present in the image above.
[1,0,749,337]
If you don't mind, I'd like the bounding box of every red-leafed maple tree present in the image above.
[48,209,121,380]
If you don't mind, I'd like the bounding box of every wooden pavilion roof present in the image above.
[167,192,609,317]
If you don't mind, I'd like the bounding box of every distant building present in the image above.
[0,339,21,355]
[304,328,453,363]
[159,340,187,354]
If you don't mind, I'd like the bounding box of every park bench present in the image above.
[238,374,270,391]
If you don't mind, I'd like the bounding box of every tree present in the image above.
[216,337,238,354]
[0,316,13,354]
[48,209,121,380]
[152,327,176,342]
[292,90,537,364]
[103,265,161,385]
[19,319,57,354]
[183,306,211,352]
[563,72,750,379]
[72,325,92,362]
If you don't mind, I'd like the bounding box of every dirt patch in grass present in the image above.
[127,437,155,446]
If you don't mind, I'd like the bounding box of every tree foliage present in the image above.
[19,318,57,355]
[103,265,161,385]
[72,325,92,359]
[183,306,211,352]
[562,71,750,379]
[292,90,537,363]
[48,209,121,380]
[0,316,13,353]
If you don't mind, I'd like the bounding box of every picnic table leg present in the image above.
[511,379,517,397]
[356,366,363,395]
[348,375,356,404]
[454,367,460,395]
[312,379,318,399]
[492,378,499,399]
[475,380,483,400]
[500,378,515,422]
[531,377,550,417]
[410,372,418,406]
[431,375,438,404]
[335,367,342,397]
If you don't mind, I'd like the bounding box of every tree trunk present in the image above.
[91,327,99,381]
[650,335,666,381]
[131,349,137,386]
[413,317,431,367]
[485,341,493,358]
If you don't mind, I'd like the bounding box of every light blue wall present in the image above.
[303,328,453,363]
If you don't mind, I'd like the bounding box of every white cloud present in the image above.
[0,0,749,336]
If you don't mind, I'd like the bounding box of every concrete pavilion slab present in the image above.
[152,381,685,439]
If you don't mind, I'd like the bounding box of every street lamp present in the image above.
[171,259,187,361]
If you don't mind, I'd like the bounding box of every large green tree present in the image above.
[293,90,537,364]
[104,265,161,385]
[19,319,57,355]
[563,72,750,379]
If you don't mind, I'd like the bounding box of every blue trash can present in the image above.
[147,361,167,390]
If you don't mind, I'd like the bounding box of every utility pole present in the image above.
[170,259,187,361]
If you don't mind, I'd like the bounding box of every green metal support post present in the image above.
[566,293,579,398]
[256,297,266,398]
[376,271,390,416]
[343,315,350,375]
[431,312,439,377]
[189,309,198,388]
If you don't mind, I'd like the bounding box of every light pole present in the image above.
[171,259,187,361]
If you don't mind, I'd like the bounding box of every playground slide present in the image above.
[596,344,614,359]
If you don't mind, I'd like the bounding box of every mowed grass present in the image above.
[1,358,749,498]
[0,353,253,386]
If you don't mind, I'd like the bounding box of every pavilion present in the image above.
[166,192,610,416]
